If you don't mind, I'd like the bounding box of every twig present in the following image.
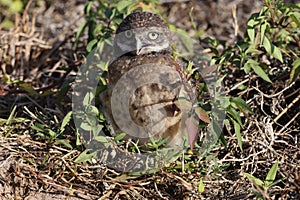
[286,27,300,50]
[23,106,46,125]
[274,92,300,123]
[278,112,300,134]
[163,172,193,190]
[220,149,267,163]
[230,78,249,91]
[154,182,166,199]
[252,82,295,98]
[232,4,239,37]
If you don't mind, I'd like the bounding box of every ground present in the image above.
[0,0,299,199]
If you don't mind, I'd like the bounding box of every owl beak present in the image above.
[136,39,152,55]
[136,38,143,55]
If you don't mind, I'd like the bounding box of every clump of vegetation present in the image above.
[245,160,286,199]
[210,0,299,82]
[202,0,300,152]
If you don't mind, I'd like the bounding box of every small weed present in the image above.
[245,160,286,199]
[31,111,74,149]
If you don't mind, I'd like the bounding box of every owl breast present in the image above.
[100,53,185,146]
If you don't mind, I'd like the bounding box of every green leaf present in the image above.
[245,44,263,55]
[230,97,253,114]
[155,137,169,147]
[6,105,17,125]
[0,19,14,29]
[175,28,194,56]
[92,124,103,137]
[246,59,272,83]
[231,118,243,151]
[243,61,251,74]
[290,13,300,28]
[211,120,226,147]
[75,130,82,146]
[247,17,256,43]
[74,149,96,163]
[222,97,231,108]
[80,121,92,131]
[74,22,87,49]
[198,177,205,193]
[94,136,109,143]
[85,105,99,116]
[0,117,28,124]
[83,91,94,107]
[93,24,104,36]
[267,177,286,188]
[84,1,94,15]
[175,98,192,112]
[31,123,46,132]
[56,139,73,149]
[9,0,23,13]
[86,39,98,52]
[245,173,264,187]
[114,133,126,142]
[227,107,242,125]
[148,134,157,147]
[262,36,283,63]
[35,132,46,138]
[60,111,72,133]
[252,64,272,83]
[289,58,300,83]
[265,160,279,188]
[48,129,57,140]
[20,82,38,95]
[116,1,133,11]
[260,21,267,45]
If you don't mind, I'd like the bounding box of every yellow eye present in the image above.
[125,30,133,38]
[148,32,159,40]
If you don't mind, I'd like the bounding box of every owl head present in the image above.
[114,12,171,56]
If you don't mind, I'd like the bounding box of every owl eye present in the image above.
[148,32,159,40]
[124,30,133,38]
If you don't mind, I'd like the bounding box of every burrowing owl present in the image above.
[100,12,193,148]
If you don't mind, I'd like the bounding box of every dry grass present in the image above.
[0,0,299,199]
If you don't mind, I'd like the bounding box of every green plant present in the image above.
[201,0,299,150]
[223,96,253,151]
[245,161,285,199]
[246,0,300,82]
[0,105,30,136]
[31,111,74,149]
[0,0,25,28]
[210,0,299,82]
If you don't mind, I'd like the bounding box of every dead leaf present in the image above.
[195,107,210,123]
[0,84,6,95]
[185,116,199,150]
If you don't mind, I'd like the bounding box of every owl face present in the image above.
[114,12,171,56]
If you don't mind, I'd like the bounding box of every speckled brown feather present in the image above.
[100,12,189,147]
[116,12,169,34]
